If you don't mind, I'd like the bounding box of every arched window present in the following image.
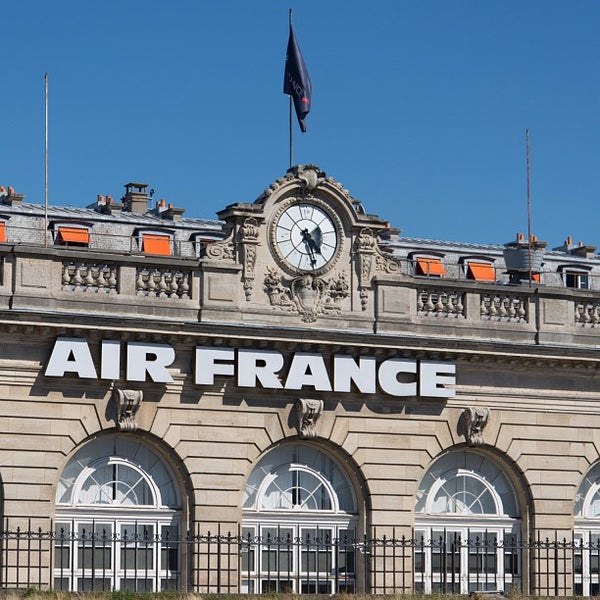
[574,461,600,595]
[54,435,181,592]
[415,450,521,594]
[242,443,359,594]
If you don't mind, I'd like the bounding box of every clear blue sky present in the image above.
[3,1,600,246]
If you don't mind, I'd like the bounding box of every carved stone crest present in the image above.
[295,398,324,439]
[263,268,349,323]
[462,407,490,446]
[113,388,143,431]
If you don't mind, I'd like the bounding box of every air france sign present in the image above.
[45,337,456,399]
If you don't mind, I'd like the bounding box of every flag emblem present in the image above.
[283,25,312,133]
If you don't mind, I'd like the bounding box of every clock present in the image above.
[274,202,339,272]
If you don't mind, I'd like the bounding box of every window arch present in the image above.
[243,443,356,514]
[416,450,519,518]
[54,434,182,592]
[242,443,360,594]
[415,450,521,594]
[574,461,600,595]
[57,434,179,508]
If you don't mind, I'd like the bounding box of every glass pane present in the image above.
[160,577,178,591]
[243,444,355,513]
[120,547,153,570]
[120,578,153,592]
[56,435,179,508]
[77,578,111,591]
[417,451,518,516]
[160,526,178,572]
[78,547,112,570]
[54,546,70,569]
[78,463,154,506]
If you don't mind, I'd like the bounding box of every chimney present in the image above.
[121,182,149,214]
[160,202,185,221]
[552,236,596,257]
[154,198,185,220]
[89,193,122,214]
[570,241,596,258]
[0,185,25,206]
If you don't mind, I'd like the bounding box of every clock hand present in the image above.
[309,226,323,253]
[301,228,318,267]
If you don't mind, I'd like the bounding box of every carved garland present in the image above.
[238,217,260,301]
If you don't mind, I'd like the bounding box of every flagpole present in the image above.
[526,129,532,287]
[44,72,48,248]
[288,8,293,169]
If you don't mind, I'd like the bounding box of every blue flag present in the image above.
[283,25,312,133]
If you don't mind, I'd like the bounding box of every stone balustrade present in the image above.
[480,293,528,323]
[575,301,600,327]
[135,267,191,299]
[2,245,600,345]
[417,289,465,318]
[62,261,118,293]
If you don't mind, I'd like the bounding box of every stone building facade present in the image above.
[1,165,600,594]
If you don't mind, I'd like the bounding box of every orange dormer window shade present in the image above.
[57,226,89,245]
[0,221,5,243]
[415,257,445,276]
[142,233,171,255]
[467,261,495,281]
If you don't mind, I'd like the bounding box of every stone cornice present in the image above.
[2,318,600,370]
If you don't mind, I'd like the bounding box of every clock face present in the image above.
[275,203,338,272]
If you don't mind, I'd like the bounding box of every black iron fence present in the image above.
[0,523,598,595]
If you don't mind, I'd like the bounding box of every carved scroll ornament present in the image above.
[113,388,143,431]
[462,407,490,446]
[295,398,324,439]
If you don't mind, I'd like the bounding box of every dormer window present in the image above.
[414,256,445,277]
[0,220,6,243]
[559,266,590,290]
[53,224,90,247]
[464,260,495,281]
[139,231,172,256]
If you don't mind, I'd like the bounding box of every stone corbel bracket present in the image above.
[113,388,144,431]
[462,407,490,446]
[295,398,324,439]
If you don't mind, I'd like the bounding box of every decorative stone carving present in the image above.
[356,229,376,311]
[238,217,260,301]
[375,252,401,275]
[263,268,349,323]
[204,226,236,262]
[113,388,143,431]
[354,228,400,311]
[295,398,324,439]
[462,407,490,446]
